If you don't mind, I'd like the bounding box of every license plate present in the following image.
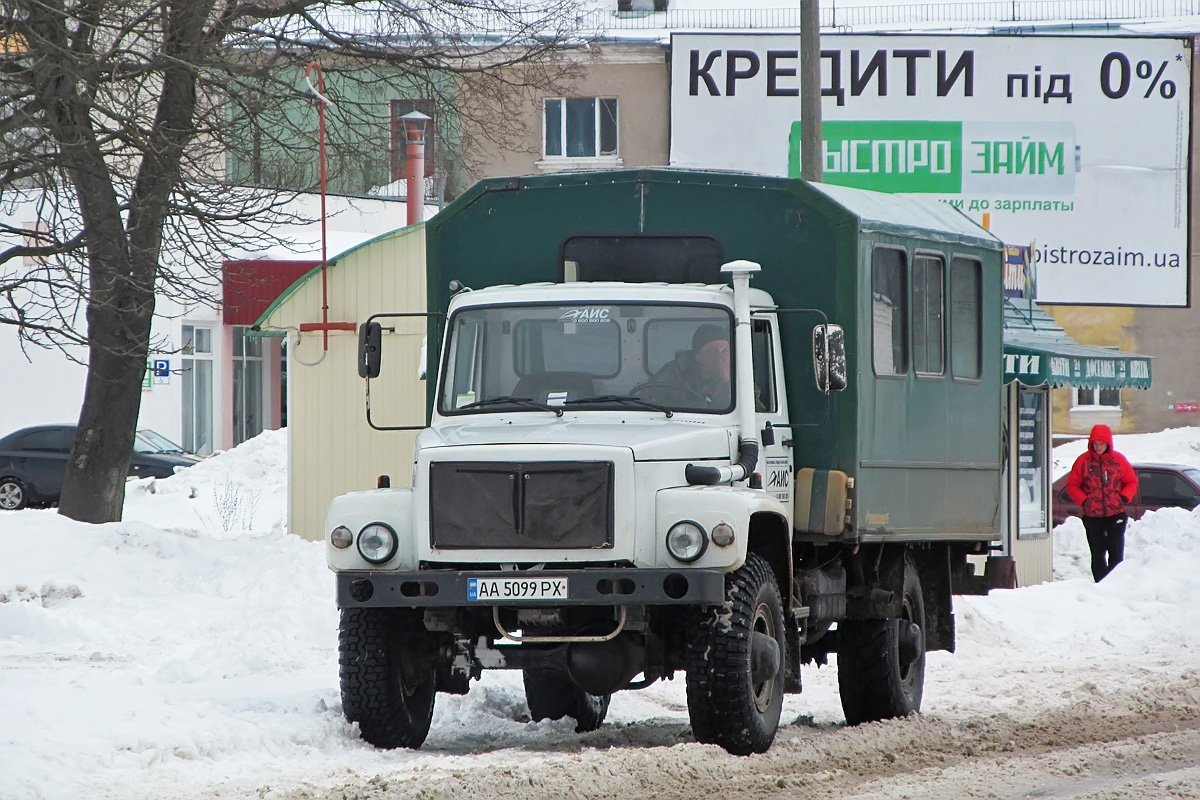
[467,577,568,601]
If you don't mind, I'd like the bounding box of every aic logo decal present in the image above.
[790,120,1077,195]
[558,307,612,323]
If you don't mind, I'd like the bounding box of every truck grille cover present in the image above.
[429,461,614,549]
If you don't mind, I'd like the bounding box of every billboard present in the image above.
[670,33,1191,306]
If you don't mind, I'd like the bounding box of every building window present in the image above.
[950,257,982,380]
[912,253,945,376]
[232,326,265,446]
[544,98,618,158]
[1074,386,1121,408]
[872,247,908,376]
[181,324,214,456]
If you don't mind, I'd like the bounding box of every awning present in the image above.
[1003,298,1152,389]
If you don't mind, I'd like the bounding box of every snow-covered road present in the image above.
[3,428,1200,800]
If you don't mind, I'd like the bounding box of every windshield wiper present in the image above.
[563,395,674,418]
[457,395,564,417]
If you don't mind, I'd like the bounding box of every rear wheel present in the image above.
[685,552,786,755]
[837,553,926,725]
[339,607,436,749]
[523,668,610,733]
[0,478,27,510]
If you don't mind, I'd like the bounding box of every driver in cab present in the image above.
[646,324,731,408]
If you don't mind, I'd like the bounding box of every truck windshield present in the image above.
[438,302,735,415]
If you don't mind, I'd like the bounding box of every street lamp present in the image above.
[401,110,431,225]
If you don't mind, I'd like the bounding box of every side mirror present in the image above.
[813,323,847,393]
[358,321,382,378]
[761,422,776,447]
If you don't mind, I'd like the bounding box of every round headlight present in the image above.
[666,521,708,563]
[711,522,735,548]
[357,523,398,564]
[330,525,353,549]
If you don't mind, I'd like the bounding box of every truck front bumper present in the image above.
[335,567,728,608]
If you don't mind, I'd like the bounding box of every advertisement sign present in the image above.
[670,33,1190,306]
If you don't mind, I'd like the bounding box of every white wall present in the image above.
[0,296,219,444]
[0,335,88,431]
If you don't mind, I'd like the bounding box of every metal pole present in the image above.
[305,62,333,349]
[800,0,823,182]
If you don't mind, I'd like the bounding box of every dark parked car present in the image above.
[0,425,201,510]
[1052,462,1200,526]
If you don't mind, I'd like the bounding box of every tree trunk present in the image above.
[42,0,202,524]
[58,310,153,523]
[58,247,156,523]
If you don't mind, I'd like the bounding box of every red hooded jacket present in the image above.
[1066,424,1138,518]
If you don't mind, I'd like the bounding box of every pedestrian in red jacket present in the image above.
[1065,424,1138,582]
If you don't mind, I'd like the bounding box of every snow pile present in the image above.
[121,429,289,536]
[3,428,1200,800]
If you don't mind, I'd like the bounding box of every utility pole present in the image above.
[800,0,823,182]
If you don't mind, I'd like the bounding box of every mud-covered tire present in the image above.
[339,607,436,749]
[0,478,28,510]
[685,552,787,755]
[523,668,611,733]
[837,553,926,725]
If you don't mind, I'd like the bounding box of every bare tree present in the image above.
[0,0,588,523]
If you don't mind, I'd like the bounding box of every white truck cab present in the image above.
[327,264,829,755]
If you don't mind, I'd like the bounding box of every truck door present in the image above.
[752,315,793,505]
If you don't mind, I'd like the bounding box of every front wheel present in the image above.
[339,607,437,749]
[523,668,610,733]
[836,552,926,725]
[685,552,786,755]
[0,478,28,510]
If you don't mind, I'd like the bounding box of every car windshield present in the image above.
[134,429,189,454]
[438,302,735,415]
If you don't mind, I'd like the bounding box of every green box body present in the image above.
[425,169,1004,542]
